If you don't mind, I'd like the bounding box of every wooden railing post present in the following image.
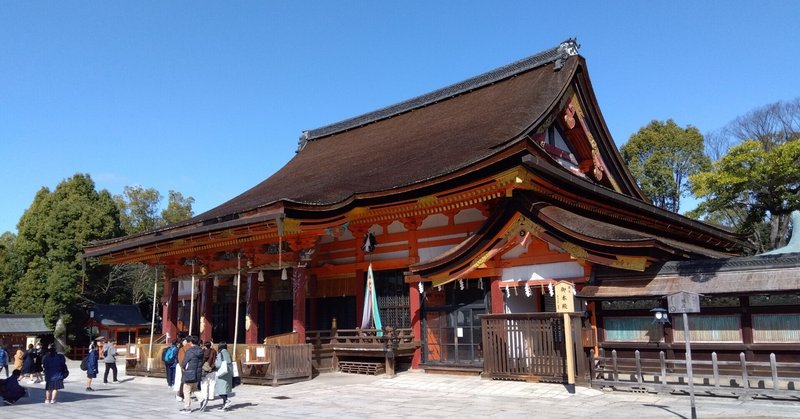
[635,350,643,387]
[770,353,779,391]
[712,352,720,390]
[612,349,619,383]
[740,352,751,400]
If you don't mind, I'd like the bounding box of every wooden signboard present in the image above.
[555,281,575,313]
[668,291,701,314]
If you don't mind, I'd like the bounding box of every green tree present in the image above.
[11,174,122,330]
[689,99,800,254]
[114,185,162,234]
[621,119,711,213]
[0,232,19,313]
[162,191,195,225]
[107,187,194,309]
[689,139,800,253]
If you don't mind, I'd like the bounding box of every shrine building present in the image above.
[84,39,749,373]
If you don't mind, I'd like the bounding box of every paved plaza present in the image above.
[2,359,800,418]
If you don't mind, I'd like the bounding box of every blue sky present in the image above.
[1,2,798,235]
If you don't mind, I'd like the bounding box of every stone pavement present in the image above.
[3,359,800,418]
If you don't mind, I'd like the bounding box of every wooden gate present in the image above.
[481,313,587,383]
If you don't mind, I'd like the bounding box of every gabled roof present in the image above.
[91,304,150,327]
[193,41,582,221]
[84,39,743,261]
[410,194,738,284]
[0,314,51,335]
[86,39,596,256]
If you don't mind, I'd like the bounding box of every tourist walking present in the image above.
[13,346,23,374]
[174,337,187,401]
[103,339,119,384]
[85,342,99,391]
[198,340,217,411]
[213,341,233,412]
[20,344,37,383]
[163,340,178,388]
[0,345,9,378]
[31,342,44,383]
[179,336,203,413]
[42,343,68,404]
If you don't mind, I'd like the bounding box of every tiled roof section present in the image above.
[537,205,733,258]
[760,210,800,255]
[192,50,579,222]
[595,252,800,280]
[0,315,51,334]
[92,304,150,327]
[303,39,580,143]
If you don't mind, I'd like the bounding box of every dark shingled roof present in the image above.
[92,304,150,327]
[83,40,586,256]
[191,42,580,222]
[0,315,51,335]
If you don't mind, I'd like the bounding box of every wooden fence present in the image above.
[591,348,800,400]
[125,342,312,386]
[239,343,313,386]
[481,313,588,384]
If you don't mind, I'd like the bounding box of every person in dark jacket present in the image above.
[42,344,68,404]
[179,336,204,413]
[20,344,36,383]
[85,342,100,391]
[1,370,27,404]
[163,340,179,388]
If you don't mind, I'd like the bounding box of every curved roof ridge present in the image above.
[299,38,579,146]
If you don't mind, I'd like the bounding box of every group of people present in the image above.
[163,336,234,413]
[0,343,68,405]
[0,336,235,412]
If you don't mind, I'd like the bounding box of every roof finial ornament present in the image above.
[297,131,310,153]
[554,38,580,71]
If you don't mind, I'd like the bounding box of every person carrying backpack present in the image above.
[163,340,178,387]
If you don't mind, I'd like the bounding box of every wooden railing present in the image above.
[306,327,419,376]
[481,313,588,384]
[591,348,800,400]
[264,331,299,345]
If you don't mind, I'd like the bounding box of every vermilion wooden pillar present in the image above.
[245,272,259,344]
[199,278,213,343]
[292,265,307,342]
[163,275,178,343]
[490,276,504,314]
[408,282,422,368]
[308,276,318,330]
[263,279,272,337]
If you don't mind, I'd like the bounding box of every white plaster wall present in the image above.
[419,214,449,229]
[454,208,485,224]
[418,245,456,262]
[501,261,584,281]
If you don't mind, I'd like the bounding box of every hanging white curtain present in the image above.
[360,263,383,336]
